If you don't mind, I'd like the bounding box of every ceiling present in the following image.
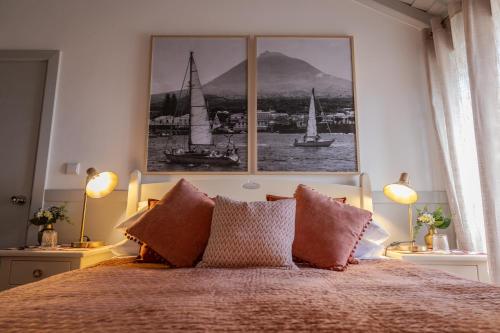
[353,0,450,30]
[397,0,449,17]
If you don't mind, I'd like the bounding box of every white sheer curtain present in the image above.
[462,0,500,284]
[426,0,500,284]
[425,9,485,252]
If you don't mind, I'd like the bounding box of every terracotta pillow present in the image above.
[198,196,297,269]
[126,179,215,267]
[266,194,347,204]
[293,185,372,271]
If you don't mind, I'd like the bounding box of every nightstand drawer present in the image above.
[9,260,71,285]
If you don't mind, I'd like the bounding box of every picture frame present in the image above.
[254,35,360,174]
[145,35,250,174]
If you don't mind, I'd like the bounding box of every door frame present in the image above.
[0,50,60,223]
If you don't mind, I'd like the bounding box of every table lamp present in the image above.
[383,172,418,252]
[71,167,118,248]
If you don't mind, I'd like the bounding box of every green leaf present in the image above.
[436,217,451,229]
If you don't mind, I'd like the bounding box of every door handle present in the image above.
[10,195,27,206]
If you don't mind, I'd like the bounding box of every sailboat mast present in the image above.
[188,51,193,150]
[312,88,315,116]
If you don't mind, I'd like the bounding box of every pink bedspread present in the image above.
[0,258,499,332]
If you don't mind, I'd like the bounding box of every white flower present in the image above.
[418,213,435,225]
[36,211,43,218]
[42,211,53,220]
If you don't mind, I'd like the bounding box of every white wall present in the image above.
[0,0,451,246]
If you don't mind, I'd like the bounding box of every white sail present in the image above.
[213,113,222,129]
[306,93,317,138]
[190,56,212,145]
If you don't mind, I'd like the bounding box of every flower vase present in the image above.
[424,227,437,250]
[38,223,54,245]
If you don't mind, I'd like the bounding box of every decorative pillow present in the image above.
[112,199,163,260]
[293,185,372,271]
[126,179,215,267]
[266,194,347,204]
[198,196,297,269]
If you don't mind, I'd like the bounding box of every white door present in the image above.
[0,60,48,248]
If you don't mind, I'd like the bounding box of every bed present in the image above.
[0,171,499,332]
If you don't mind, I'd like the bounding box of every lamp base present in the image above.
[392,242,426,252]
[71,241,105,248]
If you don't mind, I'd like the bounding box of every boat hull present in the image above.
[164,152,239,166]
[293,139,334,147]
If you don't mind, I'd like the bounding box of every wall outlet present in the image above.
[65,162,80,175]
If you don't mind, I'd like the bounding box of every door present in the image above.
[0,51,59,248]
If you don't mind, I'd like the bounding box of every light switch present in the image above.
[65,162,80,175]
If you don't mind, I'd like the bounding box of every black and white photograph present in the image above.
[256,36,358,173]
[147,36,248,173]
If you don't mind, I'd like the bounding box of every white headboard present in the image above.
[125,170,373,217]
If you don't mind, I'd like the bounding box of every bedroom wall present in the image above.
[0,0,453,247]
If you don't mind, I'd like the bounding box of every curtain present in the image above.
[462,0,500,284]
[426,0,500,284]
[425,10,486,252]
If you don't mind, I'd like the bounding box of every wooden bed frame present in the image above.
[125,170,373,217]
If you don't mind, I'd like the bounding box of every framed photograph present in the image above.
[146,36,249,173]
[255,36,359,173]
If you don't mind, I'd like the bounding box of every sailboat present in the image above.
[212,112,234,134]
[164,52,239,166]
[293,88,335,148]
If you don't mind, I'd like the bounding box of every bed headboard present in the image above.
[125,170,373,217]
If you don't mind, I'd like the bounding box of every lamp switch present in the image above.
[65,163,80,175]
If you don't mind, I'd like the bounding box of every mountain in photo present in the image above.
[202,61,247,97]
[152,51,353,102]
[256,51,353,98]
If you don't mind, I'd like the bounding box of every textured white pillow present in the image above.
[198,196,297,269]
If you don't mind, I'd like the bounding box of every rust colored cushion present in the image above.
[136,244,167,264]
[126,179,215,267]
[148,198,160,209]
[293,185,372,271]
[266,194,347,204]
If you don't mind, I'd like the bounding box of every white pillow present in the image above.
[362,220,390,244]
[111,202,149,256]
[110,238,140,257]
[114,207,147,231]
[354,238,385,259]
[353,220,390,259]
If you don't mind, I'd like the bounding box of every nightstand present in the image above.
[386,250,489,283]
[0,246,114,291]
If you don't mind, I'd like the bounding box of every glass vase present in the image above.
[41,228,58,248]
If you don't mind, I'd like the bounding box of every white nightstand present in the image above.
[386,250,489,283]
[0,246,114,291]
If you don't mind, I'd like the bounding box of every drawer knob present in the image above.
[32,269,43,278]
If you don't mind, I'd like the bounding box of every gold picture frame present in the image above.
[253,35,360,175]
[144,35,251,175]
[143,35,360,175]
